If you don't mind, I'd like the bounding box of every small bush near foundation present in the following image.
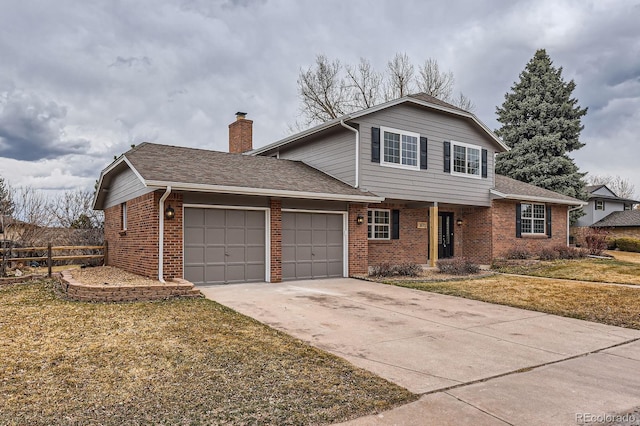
[437,257,480,275]
[369,262,422,277]
[538,247,560,261]
[553,245,587,259]
[504,245,532,260]
[583,228,610,256]
[615,237,640,253]
[607,238,617,250]
[369,262,395,277]
[394,262,422,277]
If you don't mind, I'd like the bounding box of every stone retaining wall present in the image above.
[59,270,201,302]
[0,274,46,285]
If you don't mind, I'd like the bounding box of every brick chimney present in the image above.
[228,112,253,153]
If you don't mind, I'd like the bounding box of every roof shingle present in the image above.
[493,175,584,205]
[592,210,640,228]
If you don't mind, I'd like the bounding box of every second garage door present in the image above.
[282,211,344,280]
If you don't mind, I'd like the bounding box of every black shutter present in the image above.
[391,210,400,240]
[420,137,428,169]
[371,127,380,163]
[515,203,522,238]
[443,141,451,173]
[546,206,552,238]
[481,149,488,178]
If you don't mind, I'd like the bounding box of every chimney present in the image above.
[228,111,253,153]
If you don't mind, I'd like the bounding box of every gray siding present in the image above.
[104,167,152,209]
[278,128,356,186]
[576,199,626,227]
[357,104,498,206]
[183,193,269,208]
[592,187,617,197]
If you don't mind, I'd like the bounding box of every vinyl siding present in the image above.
[357,104,498,206]
[103,167,152,209]
[592,187,617,197]
[576,199,627,227]
[278,128,356,186]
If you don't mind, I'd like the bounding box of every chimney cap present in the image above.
[235,111,247,119]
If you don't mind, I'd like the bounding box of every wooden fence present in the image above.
[0,244,106,277]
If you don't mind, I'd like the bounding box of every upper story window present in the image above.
[521,203,546,234]
[368,209,390,240]
[595,200,605,211]
[381,126,420,169]
[451,141,481,178]
[624,204,632,211]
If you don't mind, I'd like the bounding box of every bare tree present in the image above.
[345,58,382,110]
[416,58,454,100]
[297,54,347,124]
[10,186,52,246]
[49,189,104,246]
[587,175,637,199]
[295,53,474,127]
[384,52,415,101]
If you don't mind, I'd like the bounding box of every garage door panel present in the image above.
[184,208,265,285]
[282,212,344,281]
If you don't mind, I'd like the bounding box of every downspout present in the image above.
[340,120,359,188]
[567,205,583,246]
[158,186,172,283]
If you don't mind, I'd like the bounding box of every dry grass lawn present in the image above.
[608,250,640,264]
[0,280,415,425]
[390,275,640,330]
[493,257,640,285]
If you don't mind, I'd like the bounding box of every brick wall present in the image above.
[162,193,183,280]
[460,206,493,264]
[348,203,369,275]
[104,192,159,279]
[270,198,282,282]
[492,200,568,258]
[600,227,640,240]
[368,203,429,266]
[228,116,253,153]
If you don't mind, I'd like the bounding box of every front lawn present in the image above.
[389,275,640,330]
[493,257,640,285]
[0,280,415,425]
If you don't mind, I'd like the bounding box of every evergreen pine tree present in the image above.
[495,49,587,201]
[0,176,13,218]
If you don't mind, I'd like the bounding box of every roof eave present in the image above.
[145,180,384,203]
[490,189,587,206]
[251,96,509,155]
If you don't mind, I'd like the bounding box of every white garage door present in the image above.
[282,211,344,281]
[184,208,266,285]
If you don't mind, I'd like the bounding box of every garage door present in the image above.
[282,212,344,280]
[184,208,265,285]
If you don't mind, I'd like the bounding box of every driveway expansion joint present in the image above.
[443,391,514,425]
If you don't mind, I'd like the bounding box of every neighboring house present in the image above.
[93,94,584,285]
[572,185,640,241]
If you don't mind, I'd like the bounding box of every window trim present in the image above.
[368,208,391,240]
[450,140,482,179]
[121,202,127,231]
[379,126,421,170]
[595,200,605,211]
[624,204,632,211]
[520,202,546,235]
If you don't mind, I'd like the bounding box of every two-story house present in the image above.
[573,185,640,240]
[93,94,584,285]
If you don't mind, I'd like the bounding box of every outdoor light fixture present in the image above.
[165,206,176,220]
[456,218,463,226]
[356,215,364,225]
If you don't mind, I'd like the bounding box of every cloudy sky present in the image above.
[1,0,639,197]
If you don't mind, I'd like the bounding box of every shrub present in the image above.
[369,262,394,277]
[606,238,617,250]
[583,228,609,256]
[615,237,640,253]
[504,245,532,260]
[437,257,480,275]
[538,247,559,261]
[394,262,422,277]
[553,244,587,259]
[369,262,422,277]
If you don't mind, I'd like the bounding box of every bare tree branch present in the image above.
[384,52,415,101]
[587,175,637,199]
[345,58,382,110]
[297,54,347,125]
[416,58,454,100]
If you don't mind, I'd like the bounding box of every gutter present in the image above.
[490,189,587,207]
[339,120,360,188]
[158,186,172,283]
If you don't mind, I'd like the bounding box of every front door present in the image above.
[438,212,454,259]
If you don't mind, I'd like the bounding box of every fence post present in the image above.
[47,243,52,278]
[103,241,108,266]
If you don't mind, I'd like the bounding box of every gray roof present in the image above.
[94,143,382,209]
[592,210,640,228]
[407,93,469,113]
[585,185,604,193]
[492,175,585,205]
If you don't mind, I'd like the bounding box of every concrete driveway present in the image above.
[200,278,640,425]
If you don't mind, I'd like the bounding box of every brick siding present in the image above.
[348,203,369,275]
[270,198,282,282]
[492,200,568,258]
